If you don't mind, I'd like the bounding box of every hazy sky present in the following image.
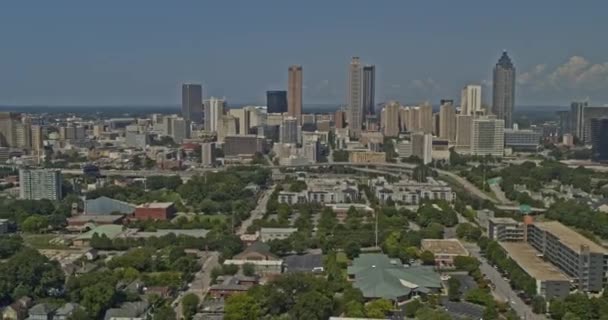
[1,1,607,107]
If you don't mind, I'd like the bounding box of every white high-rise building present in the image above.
[204,97,226,133]
[19,169,62,200]
[348,57,363,138]
[201,142,216,166]
[471,117,505,156]
[461,85,482,116]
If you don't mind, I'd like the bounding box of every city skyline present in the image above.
[2,1,608,106]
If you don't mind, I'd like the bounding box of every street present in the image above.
[464,243,546,320]
[237,184,276,236]
[173,251,220,319]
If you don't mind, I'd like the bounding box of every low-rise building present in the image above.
[349,151,386,163]
[421,239,469,268]
[223,259,283,276]
[133,202,176,221]
[209,275,259,298]
[283,254,324,273]
[500,242,570,299]
[369,176,455,205]
[487,217,524,242]
[103,301,149,320]
[277,178,359,205]
[324,203,374,223]
[260,227,298,242]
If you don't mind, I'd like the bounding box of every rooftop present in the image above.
[260,227,298,234]
[500,242,570,281]
[136,202,173,209]
[75,224,127,240]
[533,221,608,254]
[132,229,209,238]
[421,239,469,256]
[488,217,519,224]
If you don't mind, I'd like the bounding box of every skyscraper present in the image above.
[381,101,400,137]
[412,132,433,164]
[347,57,363,138]
[461,85,482,116]
[288,65,303,123]
[418,103,433,134]
[456,115,473,149]
[363,65,376,117]
[204,97,226,133]
[170,118,191,143]
[492,51,516,128]
[201,142,217,166]
[334,110,346,129]
[19,169,62,200]
[31,125,43,155]
[181,84,203,123]
[267,91,288,114]
[590,118,608,161]
[0,112,20,148]
[439,102,457,142]
[280,117,299,144]
[570,101,587,140]
[471,117,505,156]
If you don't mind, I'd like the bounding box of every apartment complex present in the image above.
[527,221,608,292]
[277,179,359,205]
[19,168,62,201]
[487,217,524,242]
[368,176,455,205]
[471,117,505,156]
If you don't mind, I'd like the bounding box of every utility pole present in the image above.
[375,210,379,248]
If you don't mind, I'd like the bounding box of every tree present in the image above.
[447,277,461,301]
[291,290,333,320]
[403,299,422,318]
[181,293,200,320]
[364,299,393,318]
[344,300,365,318]
[345,241,361,259]
[453,256,481,273]
[224,293,262,320]
[68,308,90,320]
[21,215,48,233]
[419,250,435,265]
[532,295,546,314]
[80,283,116,318]
[153,306,176,320]
[242,263,255,277]
[0,236,23,258]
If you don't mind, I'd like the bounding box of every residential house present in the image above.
[103,301,149,320]
[283,254,324,273]
[54,303,82,320]
[2,297,32,320]
[26,303,56,320]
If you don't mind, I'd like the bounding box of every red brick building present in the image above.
[134,202,176,221]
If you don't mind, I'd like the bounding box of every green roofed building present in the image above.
[347,253,442,302]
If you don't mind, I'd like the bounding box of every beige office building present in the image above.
[461,85,482,115]
[439,103,457,142]
[418,103,433,134]
[288,65,303,123]
[0,112,20,148]
[382,101,400,137]
[349,151,386,164]
[31,125,43,154]
[217,115,238,143]
[456,115,473,149]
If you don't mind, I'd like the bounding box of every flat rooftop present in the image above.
[533,221,608,254]
[488,217,519,224]
[136,202,173,209]
[421,239,469,256]
[500,242,570,281]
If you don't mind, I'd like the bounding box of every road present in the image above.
[436,170,500,204]
[463,243,546,320]
[173,251,220,319]
[237,184,276,235]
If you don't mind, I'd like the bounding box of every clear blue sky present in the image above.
[1,1,607,107]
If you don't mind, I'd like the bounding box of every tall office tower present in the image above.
[412,132,433,164]
[557,111,571,136]
[31,125,43,155]
[439,102,457,142]
[456,115,473,148]
[471,117,505,156]
[492,51,516,128]
[334,110,346,129]
[248,107,267,128]
[280,117,299,144]
[418,103,433,133]
[382,101,400,137]
[59,126,76,141]
[267,91,288,114]
[162,116,174,136]
[16,121,32,149]
[461,85,482,116]
[440,99,454,106]
[570,101,587,140]
[363,65,376,118]
[19,168,62,200]
[399,107,420,132]
[217,115,238,143]
[0,112,20,147]
[582,106,608,143]
[203,97,226,132]
[288,65,303,123]
[170,118,191,143]
[181,84,203,123]
[347,57,364,138]
[590,118,608,161]
[229,108,252,135]
[201,142,217,166]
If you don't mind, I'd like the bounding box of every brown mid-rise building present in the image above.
[134,202,176,221]
[288,65,303,124]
